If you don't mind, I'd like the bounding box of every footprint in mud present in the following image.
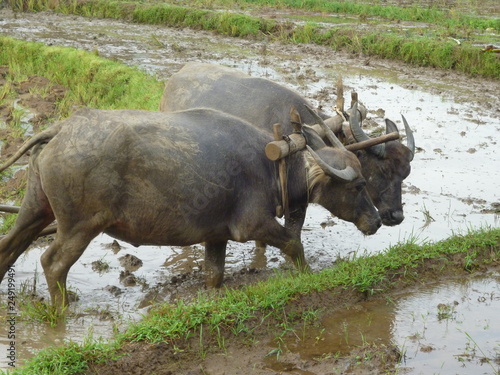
[118,253,143,272]
[105,285,123,297]
[119,270,138,287]
[105,239,122,254]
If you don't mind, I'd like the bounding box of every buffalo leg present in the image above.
[253,204,307,253]
[204,241,227,288]
[40,225,99,309]
[254,241,267,250]
[285,205,307,240]
[253,219,309,272]
[0,217,54,283]
[0,196,54,283]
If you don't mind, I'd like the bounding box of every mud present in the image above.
[0,7,499,375]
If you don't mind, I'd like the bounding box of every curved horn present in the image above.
[304,105,344,149]
[302,124,328,150]
[385,118,399,134]
[401,114,415,161]
[306,146,357,182]
[350,102,385,158]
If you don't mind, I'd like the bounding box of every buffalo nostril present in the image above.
[391,211,404,224]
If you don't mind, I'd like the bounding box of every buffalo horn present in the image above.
[350,102,385,158]
[304,105,344,149]
[306,145,357,182]
[384,118,399,133]
[401,114,415,161]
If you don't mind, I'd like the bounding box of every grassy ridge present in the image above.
[309,28,499,77]
[5,0,500,79]
[3,226,499,374]
[0,37,163,114]
[229,0,499,30]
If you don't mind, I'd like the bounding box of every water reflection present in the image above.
[0,310,115,368]
[271,274,500,375]
[395,275,500,374]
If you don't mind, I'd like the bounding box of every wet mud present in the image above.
[0,7,499,375]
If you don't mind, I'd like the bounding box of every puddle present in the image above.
[267,274,500,374]
[0,8,499,370]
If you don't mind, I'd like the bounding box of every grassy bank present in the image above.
[5,0,500,79]
[181,0,500,30]
[0,37,163,114]
[2,226,499,374]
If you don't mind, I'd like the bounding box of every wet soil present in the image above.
[85,251,500,375]
[0,6,499,375]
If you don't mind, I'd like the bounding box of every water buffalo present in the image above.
[0,108,380,307]
[160,62,415,226]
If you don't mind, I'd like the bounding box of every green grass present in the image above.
[140,0,500,30]
[132,4,276,37]
[2,340,119,375]
[0,37,164,115]
[5,0,499,78]
[3,226,499,374]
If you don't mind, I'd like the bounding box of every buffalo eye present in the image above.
[355,181,366,192]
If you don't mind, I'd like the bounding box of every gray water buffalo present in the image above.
[0,108,380,307]
[160,62,415,226]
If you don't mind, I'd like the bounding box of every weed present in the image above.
[314,328,326,345]
[28,84,51,99]
[342,321,349,344]
[91,259,110,273]
[266,347,282,359]
[16,279,69,326]
[457,331,499,373]
[8,106,28,137]
[436,302,457,320]
[0,81,14,104]
[419,204,435,228]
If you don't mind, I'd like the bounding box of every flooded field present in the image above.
[268,274,500,374]
[0,8,499,374]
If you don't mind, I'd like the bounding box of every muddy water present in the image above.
[268,274,500,375]
[0,9,499,372]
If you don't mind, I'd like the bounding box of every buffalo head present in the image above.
[303,104,382,235]
[349,109,415,226]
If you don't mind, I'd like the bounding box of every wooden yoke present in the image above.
[270,107,304,219]
[265,132,306,161]
[265,129,400,161]
[351,91,358,108]
[272,123,286,219]
[345,131,399,152]
[336,75,345,114]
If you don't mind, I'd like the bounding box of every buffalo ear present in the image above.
[302,125,327,150]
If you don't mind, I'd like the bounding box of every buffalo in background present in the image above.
[160,62,415,227]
